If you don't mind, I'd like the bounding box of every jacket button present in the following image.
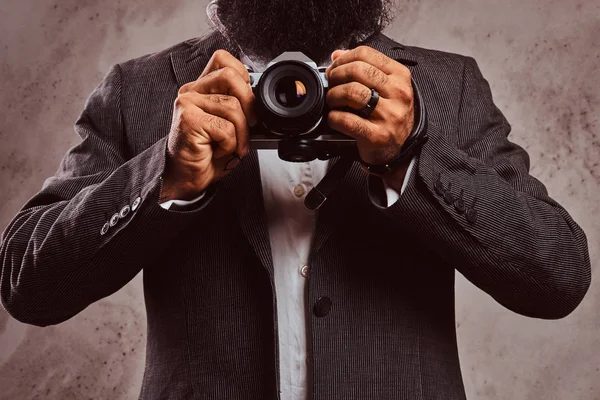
[119,205,131,219]
[131,196,142,211]
[465,208,478,223]
[443,190,455,205]
[434,173,445,196]
[109,213,120,227]
[313,297,332,317]
[100,222,110,236]
[454,198,466,214]
[434,180,445,196]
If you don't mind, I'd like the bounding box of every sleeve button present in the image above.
[131,197,142,211]
[454,199,466,214]
[465,208,478,223]
[119,205,131,218]
[109,213,120,227]
[443,190,455,205]
[100,222,110,236]
[434,180,445,196]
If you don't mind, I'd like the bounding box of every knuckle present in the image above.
[220,66,238,80]
[208,93,227,104]
[222,136,236,152]
[213,49,229,63]
[395,82,413,102]
[344,84,357,100]
[177,109,193,131]
[178,83,191,95]
[347,84,369,104]
[355,46,369,59]
[364,64,379,80]
[349,63,361,78]
[174,95,188,109]
[376,52,389,67]
[359,86,371,105]
[352,119,370,139]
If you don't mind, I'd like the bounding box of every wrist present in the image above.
[380,161,410,192]
[160,165,210,202]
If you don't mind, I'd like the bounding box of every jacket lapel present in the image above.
[169,30,421,274]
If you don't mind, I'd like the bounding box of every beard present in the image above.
[215,0,396,66]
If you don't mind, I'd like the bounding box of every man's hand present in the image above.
[325,46,415,182]
[160,50,257,202]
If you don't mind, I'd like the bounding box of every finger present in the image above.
[331,49,349,62]
[326,82,387,120]
[201,112,238,159]
[180,91,249,157]
[327,109,380,143]
[326,61,392,97]
[327,45,405,76]
[176,104,237,160]
[200,49,251,84]
[183,67,257,130]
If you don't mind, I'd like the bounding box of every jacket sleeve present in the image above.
[373,56,591,319]
[0,64,217,326]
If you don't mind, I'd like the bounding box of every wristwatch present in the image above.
[358,75,429,176]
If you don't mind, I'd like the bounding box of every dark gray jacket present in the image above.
[0,30,591,400]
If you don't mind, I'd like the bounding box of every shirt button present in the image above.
[313,296,332,317]
[119,205,131,219]
[293,184,306,197]
[109,213,120,227]
[100,222,110,236]
[300,265,310,278]
[131,196,142,211]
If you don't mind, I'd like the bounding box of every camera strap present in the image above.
[304,156,355,211]
[304,73,428,211]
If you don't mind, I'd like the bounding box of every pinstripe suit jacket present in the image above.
[0,30,591,400]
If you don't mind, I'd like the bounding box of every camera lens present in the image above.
[254,60,325,137]
[274,78,307,108]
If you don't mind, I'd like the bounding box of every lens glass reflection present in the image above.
[274,77,307,108]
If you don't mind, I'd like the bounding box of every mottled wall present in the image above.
[0,0,598,399]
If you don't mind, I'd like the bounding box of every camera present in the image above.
[247,52,357,162]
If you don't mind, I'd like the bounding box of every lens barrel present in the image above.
[254,60,325,136]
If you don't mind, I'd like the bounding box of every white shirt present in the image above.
[161,152,415,400]
[160,5,416,398]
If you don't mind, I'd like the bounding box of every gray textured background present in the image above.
[0,1,598,399]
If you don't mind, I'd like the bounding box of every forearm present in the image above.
[0,137,216,326]
[377,125,590,319]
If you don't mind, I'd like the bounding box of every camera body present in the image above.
[247,52,356,162]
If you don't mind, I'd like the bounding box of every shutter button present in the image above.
[313,296,332,317]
